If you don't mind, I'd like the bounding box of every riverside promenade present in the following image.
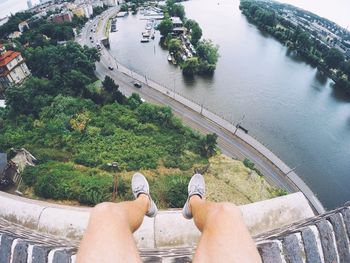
[78,7,325,214]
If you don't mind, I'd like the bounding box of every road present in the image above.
[76,7,325,214]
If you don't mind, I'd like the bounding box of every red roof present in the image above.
[0,51,20,67]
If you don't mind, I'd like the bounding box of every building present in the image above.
[102,0,116,7]
[83,4,94,18]
[170,17,183,27]
[0,149,36,190]
[48,12,73,24]
[27,0,33,9]
[170,17,185,35]
[18,21,30,33]
[71,6,85,17]
[8,31,22,40]
[92,0,104,8]
[71,4,93,18]
[0,45,31,92]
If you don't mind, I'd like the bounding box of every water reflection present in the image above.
[330,84,350,102]
[314,71,328,86]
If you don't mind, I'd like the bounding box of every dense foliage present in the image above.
[0,5,219,207]
[240,0,350,93]
[0,12,33,38]
[5,42,100,116]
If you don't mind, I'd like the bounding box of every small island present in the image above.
[157,0,219,76]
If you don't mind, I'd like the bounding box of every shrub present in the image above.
[163,175,190,208]
[243,158,255,169]
[153,175,190,208]
[78,176,112,205]
[22,166,39,187]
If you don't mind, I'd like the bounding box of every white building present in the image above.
[18,21,30,33]
[0,45,31,91]
[27,0,33,9]
[82,4,94,18]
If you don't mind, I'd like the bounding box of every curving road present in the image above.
[76,7,325,214]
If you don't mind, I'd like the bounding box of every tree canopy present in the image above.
[158,18,173,36]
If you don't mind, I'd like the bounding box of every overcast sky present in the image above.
[0,0,349,29]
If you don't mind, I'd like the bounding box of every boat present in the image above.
[142,31,151,37]
[140,38,150,43]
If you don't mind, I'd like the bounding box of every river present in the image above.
[109,0,350,210]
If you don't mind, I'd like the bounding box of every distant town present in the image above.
[264,0,350,59]
[0,0,116,28]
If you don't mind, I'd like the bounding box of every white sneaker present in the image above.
[132,173,158,217]
[182,174,205,219]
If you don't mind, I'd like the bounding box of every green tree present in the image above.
[128,93,143,109]
[342,61,350,78]
[295,31,312,51]
[191,22,202,45]
[5,77,53,116]
[199,133,218,157]
[182,57,199,76]
[168,38,182,54]
[158,18,173,36]
[185,20,202,45]
[102,76,124,104]
[196,40,220,64]
[324,48,344,69]
[170,4,185,20]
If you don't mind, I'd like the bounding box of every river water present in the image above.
[109,0,350,210]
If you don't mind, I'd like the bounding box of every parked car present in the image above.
[134,82,142,88]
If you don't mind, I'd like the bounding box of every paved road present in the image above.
[76,8,325,214]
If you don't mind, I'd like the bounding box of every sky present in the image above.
[0,0,349,29]
[279,0,350,29]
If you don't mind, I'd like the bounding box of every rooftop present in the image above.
[171,17,182,24]
[0,51,20,67]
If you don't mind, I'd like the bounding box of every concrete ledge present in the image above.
[0,191,314,248]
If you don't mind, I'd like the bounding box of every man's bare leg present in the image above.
[77,173,158,263]
[76,195,148,263]
[190,196,261,263]
[182,174,261,263]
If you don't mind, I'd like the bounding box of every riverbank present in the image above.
[239,0,350,94]
[81,7,325,214]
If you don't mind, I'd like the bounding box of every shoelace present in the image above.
[190,185,204,197]
[134,185,146,194]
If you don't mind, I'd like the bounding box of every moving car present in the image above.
[134,82,142,88]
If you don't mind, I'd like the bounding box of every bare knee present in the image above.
[90,202,128,221]
[208,202,243,221]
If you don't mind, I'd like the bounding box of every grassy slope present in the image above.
[205,155,280,205]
